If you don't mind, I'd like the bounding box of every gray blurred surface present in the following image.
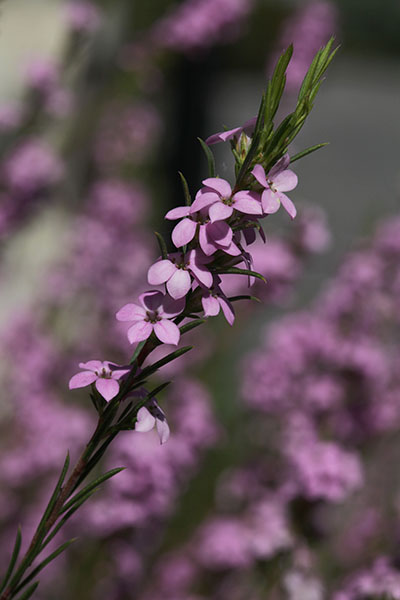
[0,0,64,100]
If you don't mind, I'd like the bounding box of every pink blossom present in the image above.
[205,116,257,145]
[116,290,184,345]
[4,139,63,194]
[251,155,298,218]
[135,400,170,444]
[0,104,22,131]
[65,1,101,33]
[165,206,239,256]
[201,280,235,325]
[25,58,59,94]
[147,250,212,299]
[69,360,129,401]
[190,177,262,222]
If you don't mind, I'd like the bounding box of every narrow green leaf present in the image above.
[290,143,328,163]
[129,340,146,365]
[137,346,192,381]
[154,231,168,260]
[147,381,171,400]
[228,295,261,303]
[74,433,119,490]
[215,267,266,283]
[0,526,22,593]
[179,319,206,335]
[14,540,76,596]
[15,581,39,600]
[40,490,99,551]
[197,137,215,177]
[267,45,293,121]
[178,171,192,206]
[61,468,124,514]
[27,451,71,556]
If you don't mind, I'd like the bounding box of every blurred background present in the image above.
[0,1,400,599]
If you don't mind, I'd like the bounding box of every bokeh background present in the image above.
[0,1,400,599]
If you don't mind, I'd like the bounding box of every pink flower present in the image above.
[116,290,184,345]
[251,156,298,219]
[201,282,235,325]
[135,400,170,444]
[65,1,101,33]
[190,178,262,222]
[205,116,257,145]
[148,249,213,299]
[165,206,240,256]
[69,360,129,401]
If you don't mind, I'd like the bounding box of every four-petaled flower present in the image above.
[69,360,129,401]
[148,249,213,299]
[116,290,184,345]
[251,155,298,219]
[135,399,170,444]
[165,206,239,256]
[201,278,235,325]
[190,178,262,223]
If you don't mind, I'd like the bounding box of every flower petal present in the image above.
[154,319,181,345]
[166,269,191,299]
[160,295,185,318]
[172,218,197,247]
[202,177,232,198]
[261,189,280,214]
[199,224,217,256]
[127,321,153,344]
[69,371,97,390]
[165,205,191,220]
[279,193,297,219]
[148,259,176,285]
[242,116,257,136]
[272,169,298,192]
[111,369,130,380]
[139,290,163,312]
[202,294,220,317]
[209,202,233,222]
[156,418,170,444]
[268,153,290,179]
[222,241,242,256]
[206,221,232,247]
[205,126,242,145]
[95,378,120,401]
[135,407,156,432]
[116,303,146,322]
[190,261,213,288]
[243,227,256,245]
[251,164,268,188]
[190,191,218,213]
[78,360,103,371]
[233,192,262,215]
[218,296,235,326]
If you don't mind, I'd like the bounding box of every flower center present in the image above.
[96,367,111,379]
[145,310,162,323]
[221,195,233,206]
[171,256,188,270]
[267,179,277,193]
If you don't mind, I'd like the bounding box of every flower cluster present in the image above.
[69,143,299,409]
[150,0,254,54]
